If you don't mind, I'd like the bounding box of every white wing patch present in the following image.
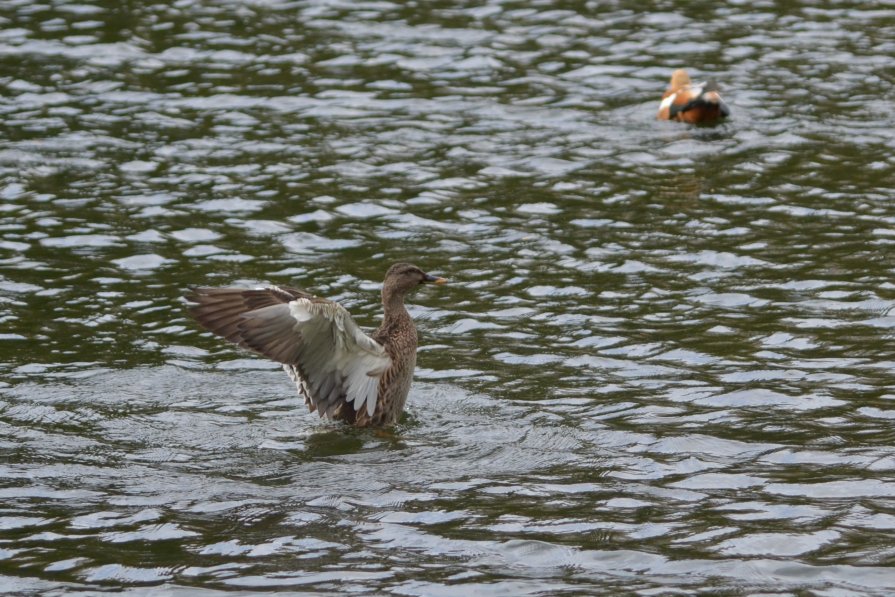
[659,93,677,112]
[287,298,391,418]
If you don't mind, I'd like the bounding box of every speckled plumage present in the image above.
[186,263,446,428]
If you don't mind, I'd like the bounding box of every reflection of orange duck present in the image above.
[657,69,730,124]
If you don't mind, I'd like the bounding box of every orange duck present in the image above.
[657,69,730,124]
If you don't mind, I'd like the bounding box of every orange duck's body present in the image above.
[657,69,730,124]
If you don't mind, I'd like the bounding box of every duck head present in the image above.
[382,263,446,300]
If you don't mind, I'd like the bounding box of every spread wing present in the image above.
[186,286,391,418]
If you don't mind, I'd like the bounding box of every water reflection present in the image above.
[1,0,894,594]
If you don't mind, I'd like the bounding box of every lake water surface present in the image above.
[1,1,894,594]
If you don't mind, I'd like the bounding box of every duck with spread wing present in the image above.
[186,263,447,427]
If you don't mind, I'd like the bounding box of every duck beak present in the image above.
[423,273,447,285]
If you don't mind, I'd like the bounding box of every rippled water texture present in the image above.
[2,0,895,594]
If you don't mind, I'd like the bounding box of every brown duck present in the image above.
[186,263,447,427]
[657,69,730,124]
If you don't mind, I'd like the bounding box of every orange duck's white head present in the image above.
[657,69,730,124]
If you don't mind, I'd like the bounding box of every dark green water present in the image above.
[1,1,894,594]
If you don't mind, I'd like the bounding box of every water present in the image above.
[1,0,894,594]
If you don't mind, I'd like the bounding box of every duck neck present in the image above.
[382,288,409,324]
[377,286,418,355]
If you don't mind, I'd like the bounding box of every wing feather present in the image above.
[187,287,391,418]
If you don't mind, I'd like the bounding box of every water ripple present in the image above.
[1,0,894,594]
